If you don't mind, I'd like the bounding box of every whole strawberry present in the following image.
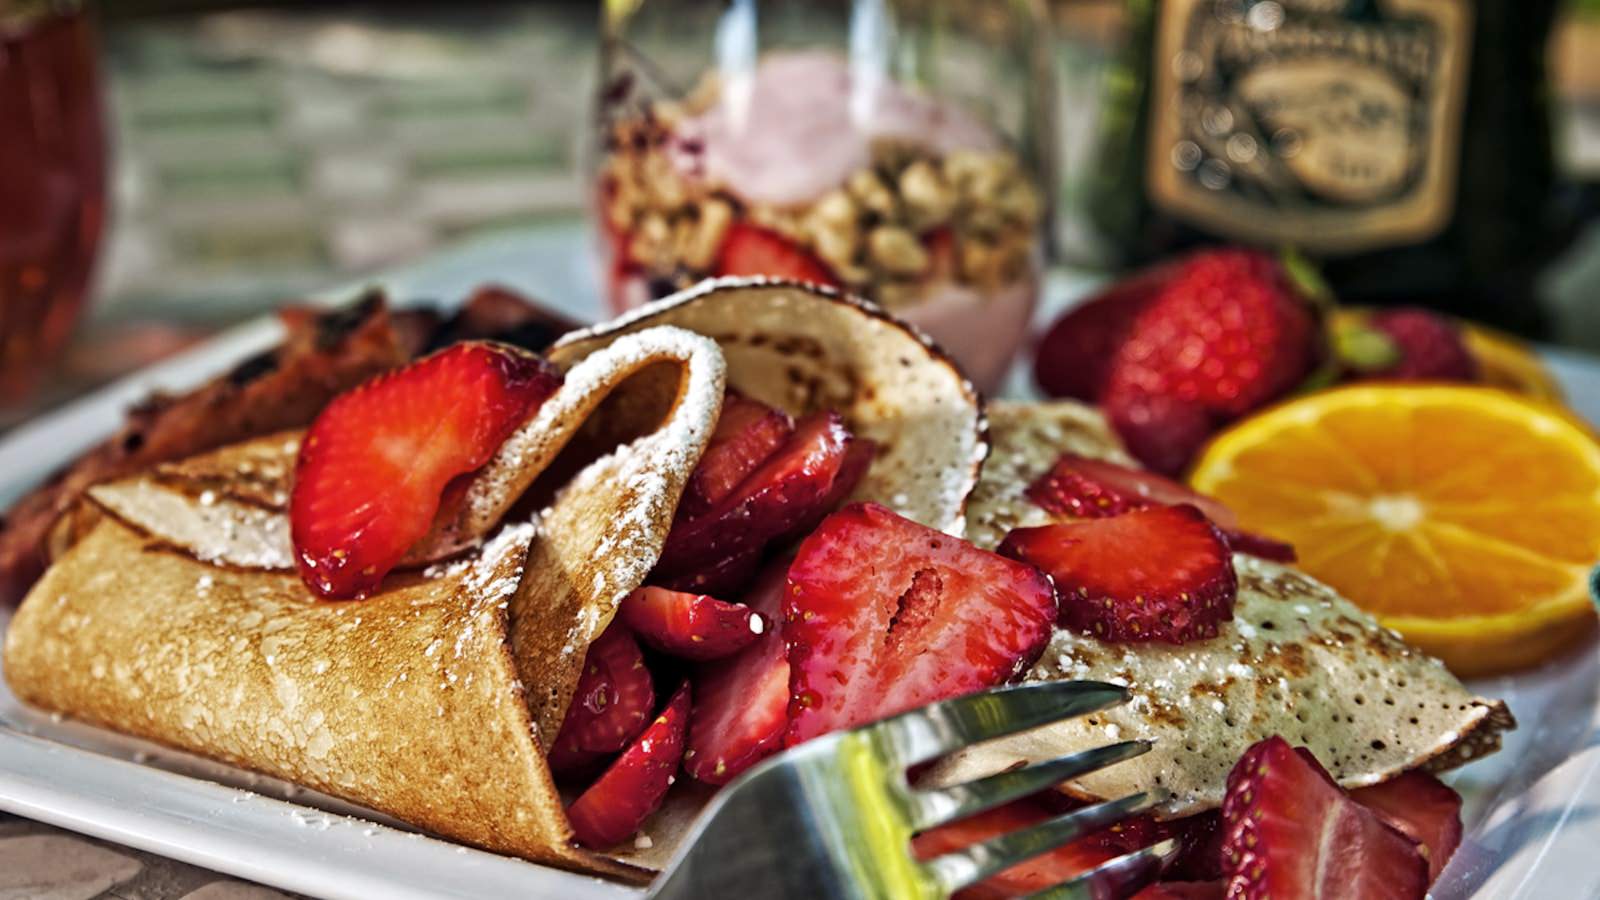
[1033,265,1172,402]
[1103,249,1320,473]
[1339,307,1479,382]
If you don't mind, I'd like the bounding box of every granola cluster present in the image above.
[600,111,1042,309]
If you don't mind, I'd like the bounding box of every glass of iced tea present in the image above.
[0,1,106,403]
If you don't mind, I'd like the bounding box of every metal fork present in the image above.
[648,681,1175,900]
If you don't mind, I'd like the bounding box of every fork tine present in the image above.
[920,789,1168,895]
[1020,837,1182,900]
[861,681,1130,768]
[907,740,1152,831]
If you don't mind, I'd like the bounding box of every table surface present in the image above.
[0,815,306,900]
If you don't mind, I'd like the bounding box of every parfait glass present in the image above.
[0,0,107,404]
[593,0,1054,390]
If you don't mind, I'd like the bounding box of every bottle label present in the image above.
[1146,0,1471,254]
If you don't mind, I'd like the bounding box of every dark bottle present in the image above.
[1089,0,1577,338]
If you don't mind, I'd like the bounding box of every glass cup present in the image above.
[0,2,107,404]
[593,0,1054,391]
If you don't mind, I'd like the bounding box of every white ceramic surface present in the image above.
[1,226,1597,900]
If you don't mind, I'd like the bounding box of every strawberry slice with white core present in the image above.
[1351,771,1463,884]
[290,341,561,598]
[1221,737,1428,900]
[1025,453,1296,563]
[620,586,767,661]
[655,411,859,580]
[550,625,656,754]
[714,222,840,289]
[681,393,794,518]
[784,503,1057,746]
[566,684,690,850]
[685,561,791,784]
[999,505,1237,645]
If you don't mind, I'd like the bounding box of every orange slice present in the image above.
[1461,323,1565,402]
[1189,384,1600,677]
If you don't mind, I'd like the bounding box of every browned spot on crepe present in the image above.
[925,400,1514,818]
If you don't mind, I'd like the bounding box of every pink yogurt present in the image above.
[899,277,1038,393]
[669,50,1000,208]
[639,50,1038,390]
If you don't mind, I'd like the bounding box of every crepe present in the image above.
[550,277,986,535]
[6,325,729,881]
[923,400,1516,817]
[3,278,1512,875]
[3,280,985,877]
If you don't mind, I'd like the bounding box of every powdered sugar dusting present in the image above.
[426,326,725,559]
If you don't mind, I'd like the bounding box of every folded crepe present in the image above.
[3,280,984,879]
[4,279,1512,878]
[925,400,1516,817]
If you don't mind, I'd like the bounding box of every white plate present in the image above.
[2,226,1598,900]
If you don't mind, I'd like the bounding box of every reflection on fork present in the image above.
[649,681,1174,900]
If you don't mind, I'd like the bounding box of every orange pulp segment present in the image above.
[1189,384,1600,677]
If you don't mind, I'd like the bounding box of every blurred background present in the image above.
[5,0,1600,423]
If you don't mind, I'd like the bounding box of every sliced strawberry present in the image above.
[682,393,794,518]
[654,411,858,581]
[1033,265,1171,403]
[1221,529,1297,563]
[657,547,763,597]
[1133,883,1225,900]
[999,505,1236,645]
[1165,812,1225,882]
[714,222,840,288]
[1221,737,1428,900]
[685,561,792,784]
[782,435,876,541]
[784,503,1056,746]
[925,227,958,280]
[620,586,768,662]
[545,741,607,777]
[912,798,1118,900]
[566,683,690,849]
[1027,453,1237,527]
[1025,453,1295,563]
[1352,771,1463,884]
[290,341,561,599]
[550,626,656,754]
